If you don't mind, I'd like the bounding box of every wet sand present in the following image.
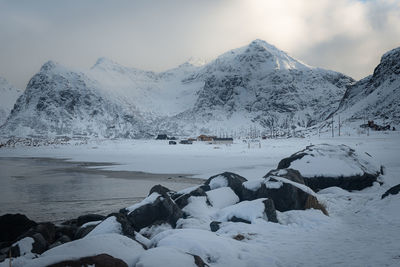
[0,157,204,223]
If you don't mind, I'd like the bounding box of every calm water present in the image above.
[0,157,201,223]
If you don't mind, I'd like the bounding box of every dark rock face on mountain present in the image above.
[0,77,21,126]
[335,47,400,125]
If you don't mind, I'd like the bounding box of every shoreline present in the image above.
[0,157,204,223]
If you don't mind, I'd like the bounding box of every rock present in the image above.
[174,186,209,209]
[382,184,400,199]
[262,198,279,223]
[31,233,48,254]
[107,213,136,239]
[47,253,128,267]
[149,184,173,197]
[34,222,56,244]
[125,193,183,231]
[74,224,97,240]
[77,214,106,227]
[205,172,247,200]
[55,225,78,240]
[242,169,327,215]
[210,221,221,232]
[0,214,37,243]
[229,216,251,224]
[277,144,381,191]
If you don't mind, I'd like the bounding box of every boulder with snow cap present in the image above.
[381,184,400,199]
[241,169,327,214]
[277,144,381,191]
[149,184,174,198]
[205,172,247,200]
[173,186,210,209]
[215,198,278,224]
[134,246,208,267]
[47,253,128,267]
[123,192,183,231]
[77,214,106,227]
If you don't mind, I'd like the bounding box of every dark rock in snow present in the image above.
[0,214,37,243]
[242,169,327,214]
[149,184,173,198]
[74,224,97,240]
[276,144,381,191]
[229,216,251,224]
[106,213,136,239]
[210,221,221,232]
[174,186,209,209]
[47,253,128,267]
[382,184,400,199]
[55,225,78,240]
[206,172,247,200]
[31,233,48,254]
[125,194,183,231]
[262,198,279,223]
[77,214,106,227]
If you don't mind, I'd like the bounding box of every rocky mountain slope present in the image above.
[335,47,400,126]
[0,77,21,126]
[160,40,353,135]
[0,40,354,138]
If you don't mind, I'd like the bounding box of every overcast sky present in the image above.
[0,0,399,89]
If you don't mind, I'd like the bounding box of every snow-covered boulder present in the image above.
[277,144,381,191]
[215,198,278,224]
[381,184,400,199]
[205,172,247,200]
[47,253,128,267]
[242,169,327,214]
[172,185,210,209]
[135,247,207,267]
[4,233,145,267]
[122,192,183,231]
[206,187,240,209]
[151,229,281,267]
[86,213,136,240]
[76,214,106,227]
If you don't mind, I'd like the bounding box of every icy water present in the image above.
[0,157,203,223]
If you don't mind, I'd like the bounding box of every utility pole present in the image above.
[331,116,334,138]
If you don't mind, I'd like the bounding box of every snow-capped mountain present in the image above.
[0,77,22,126]
[335,46,400,126]
[159,40,353,135]
[0,40,354,138]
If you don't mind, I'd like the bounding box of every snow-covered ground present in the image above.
[1,131,399,181]
[0,132,399,266]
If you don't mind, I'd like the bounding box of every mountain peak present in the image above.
[40,60,59,72]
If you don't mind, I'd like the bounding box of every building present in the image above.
[197,135,216,142]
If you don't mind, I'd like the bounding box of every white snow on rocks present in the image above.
[126,192,161,214]
[287,144,380,178]
[135,247,198,267]
[12,237,34,256]
[206,187,239,209]
[85,216,122,237]
[3,234,144,267]
[208,175,228,189]
[215,199,268,223]
[151,229,281,267]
